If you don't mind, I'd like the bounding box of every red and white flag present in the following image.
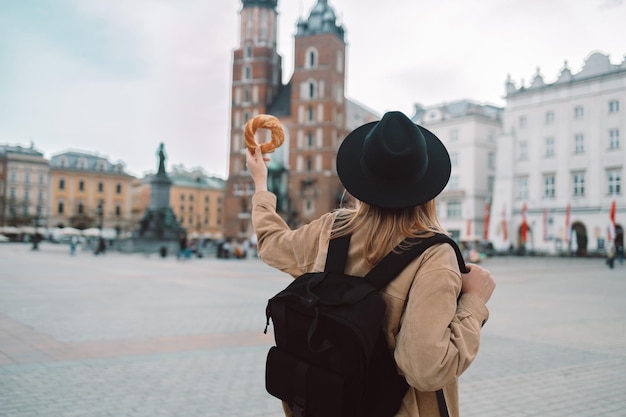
[521,203,528,243]
[609,199,617,241]
[543,208,548,242]
[501,205,508,242]
[484,202,491,241]
[565,203,571,245]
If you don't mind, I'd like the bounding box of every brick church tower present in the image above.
[224,0,370,240]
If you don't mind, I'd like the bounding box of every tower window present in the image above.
[305,47,318,69]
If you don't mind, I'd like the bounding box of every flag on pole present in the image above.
[565,203,571,245]
[484,202,491,241]
[501,205,508,242]
[521,203,528,243]
[609,199,617,241]
[543,208,548,242]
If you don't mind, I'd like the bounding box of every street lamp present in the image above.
[31,205,41,250]
[95,205,105,255]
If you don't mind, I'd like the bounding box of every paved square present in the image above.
[0,242,624,416]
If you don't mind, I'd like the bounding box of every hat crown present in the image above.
[360,111,428,181]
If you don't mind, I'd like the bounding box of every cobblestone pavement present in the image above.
[0,242,625,417]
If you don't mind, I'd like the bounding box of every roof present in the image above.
[296,0,345,41]
[241,0,277,10]
[411,100,503,123]
[50,150,130,175]
[506,51,626,96]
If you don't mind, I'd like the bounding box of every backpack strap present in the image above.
[324,234,351,273]
[365,234,467,291]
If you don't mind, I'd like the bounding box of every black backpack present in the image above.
[263,232,467,417]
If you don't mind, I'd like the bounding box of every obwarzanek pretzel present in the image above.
[244,114,285,154]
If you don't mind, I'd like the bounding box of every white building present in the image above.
[490,51,626,255]
[411,100,503,242]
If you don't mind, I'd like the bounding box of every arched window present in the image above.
[305,47,318,69]
[309,82,316,99]
[243,65,251,81]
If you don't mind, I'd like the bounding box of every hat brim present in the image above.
[336,122,451,209]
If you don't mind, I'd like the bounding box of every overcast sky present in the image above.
[1,0,624,178]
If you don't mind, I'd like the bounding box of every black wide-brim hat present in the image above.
[336,111,451,209]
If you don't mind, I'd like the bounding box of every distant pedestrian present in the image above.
[95,237,106,255]
[177,233,190,259]
[606,242,616,269]
[70,236,78,256]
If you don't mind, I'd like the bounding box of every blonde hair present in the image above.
[331,199,446,268]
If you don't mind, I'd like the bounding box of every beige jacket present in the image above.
[252,192,489,417]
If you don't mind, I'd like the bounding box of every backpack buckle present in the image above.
[301,293,319,308]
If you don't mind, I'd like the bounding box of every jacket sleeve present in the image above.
[251,191,335,277]
[393,244,489,391]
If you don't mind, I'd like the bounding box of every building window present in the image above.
[544,174,556,199]
[59,178,65,190]
[306,157,312,172]
[608,169,621,195]
[450,152,459,168]
[307,132,314,149]
[39,174,45,185]
[609,100,620,114]
[487,176,495,194]
[447,175,459,190]
[574,134,584,154]
[78,202,84,215]
[545,111,554,124]
[308,106,314,122]
[245,44,252,58]
[609,129,620,149]
[519,116,527,128]
[116,183,122,194]
[516,176,528,200]
[446,201,462,219]
[487,152,495,170]
[79,180,85,191]
[572,172,585,197]
[545,137,555,157]
[25,173,30,185]
[243,65,251,81]
[58,201,64,214]
[309,82,316,99]
[518,141,528,160]
[574,106,584,119]
[115,205,121,216]
[305,47,318,69]
[98,182,104,193]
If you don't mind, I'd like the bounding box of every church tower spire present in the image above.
[223,0,284,238]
